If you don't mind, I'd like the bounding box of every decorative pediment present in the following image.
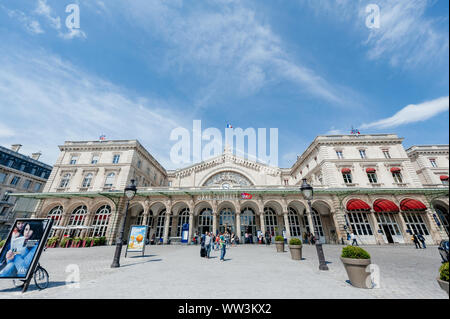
[203,171,252,187]
[173,152,280,178]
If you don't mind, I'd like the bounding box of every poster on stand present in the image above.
[126,225,148,256]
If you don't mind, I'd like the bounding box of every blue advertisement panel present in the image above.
[0,218,52,280]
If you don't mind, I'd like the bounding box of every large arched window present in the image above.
[219,208,235,234]
[177,208,190,236]
[65,205,88,237]
[47,206,63,237]
[198,208,213,234]
[264,207,278,236]
[82,173,93,188]
[288,207,302,237]
[137,210,145,225]
[435,205,449,236]
[91,205,111,237]
[156,210,167,238]
[240,207,256,238]
[59,173,71,188]
[104,173,115,187]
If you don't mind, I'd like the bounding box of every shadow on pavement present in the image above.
[0,281,67,293]
[120,259,163,268]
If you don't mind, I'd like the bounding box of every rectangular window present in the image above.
[392,172,403,183]
[91,155,99,164]
[383,150,391,159]
[34,183,42,192]
[359,150,367,159]
[70,155,78,165]
[342,173,353,184]
[0,173,7,184]
[112,155,120,164]
[23,179,32,190]
[2,192,11,202]
[336,151,344,159]
[10,176,20,186]
[0,207,8,215]
[442,179,449,186]
[429,159,437,168]
[367,173,378,183]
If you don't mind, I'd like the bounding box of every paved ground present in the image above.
[0,244,447,299]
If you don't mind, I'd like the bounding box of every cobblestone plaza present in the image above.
[0,244,446,299]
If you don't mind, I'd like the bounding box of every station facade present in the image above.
[11,134,449,245]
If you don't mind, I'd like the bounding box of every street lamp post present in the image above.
[111,179,137,268]
[300,178,329,271]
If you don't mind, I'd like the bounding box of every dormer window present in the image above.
[70,155,78,165]
[359,149,367,159]
[336,151,344,159]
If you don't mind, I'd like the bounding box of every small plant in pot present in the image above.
[275,235,285,252]
[289,238,302,260]
[437,262,449,296]
[341,246,372,289]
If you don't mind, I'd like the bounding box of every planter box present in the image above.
[437,278,449,296]
[90,240,94,247]
[289,245,302,260]
[275,241,285,253]
[341,257,372,288]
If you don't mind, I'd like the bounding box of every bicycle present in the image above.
[12,262,49,290]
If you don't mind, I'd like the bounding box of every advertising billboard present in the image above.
[0,219,52,280]
[126,225,147,254]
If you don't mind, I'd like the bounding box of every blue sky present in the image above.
[0,0,448,169]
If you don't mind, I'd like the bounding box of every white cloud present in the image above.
[301,0,449,68]
[34,0,61,30]
[0,123,15,138]
[2,6,44,34]
[0,45,189,169]
[105,0,351,107]
[361,96,449,129]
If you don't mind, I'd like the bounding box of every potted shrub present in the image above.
[100,236,107,245]
[340,246,372,288]
[60,237,72,248]
[437,262,449,296]
[289,238,302,260]
[275,235,285,252]
[93,237,101,246]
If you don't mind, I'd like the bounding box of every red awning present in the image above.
[366,168,376,173]
[341,168,351,173]
[346,199,371,211]
[373,199,399,213]
[390,167,401,172]
[400,199,427,211]
[440,175,449,181]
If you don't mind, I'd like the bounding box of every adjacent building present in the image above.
[0,144,52,239]
[11,134,449,246]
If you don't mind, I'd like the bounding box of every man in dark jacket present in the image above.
[417,234,426,249]
[412,234,422,249]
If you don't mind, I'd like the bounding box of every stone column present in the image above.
[212,213,217,236]
[397,212,410,244]
[368,212,383,245]
[330,211,343,244]
[306,210,315,236]
[259,213,265,234]
[236,213,241,238]
[163,209,172,244]
[424,209,442,244]
[188,212,194,244]
[80,210,93,238]
[171,215,179,237]
[283,212,291,240]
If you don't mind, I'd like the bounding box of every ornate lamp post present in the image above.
[111,179,137,268]
[300,178,328,271]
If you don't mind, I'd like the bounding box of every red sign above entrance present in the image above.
[241,193,253,200]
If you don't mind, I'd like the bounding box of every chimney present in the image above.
[11,144,22,152]
[31,152,42,161]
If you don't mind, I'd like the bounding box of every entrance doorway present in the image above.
[240,207,256,243]
[219,208,235,234]
[382,225,394,243]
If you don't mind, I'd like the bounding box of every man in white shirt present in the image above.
[204,232,212,258]
[350,232,358,246]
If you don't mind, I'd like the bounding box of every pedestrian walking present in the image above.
[412,233,422,249]
[417,234,426,249]
[350,232,358,246]
[265,231,271,245]
[205,231,212,258]
[220,233,226,261]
